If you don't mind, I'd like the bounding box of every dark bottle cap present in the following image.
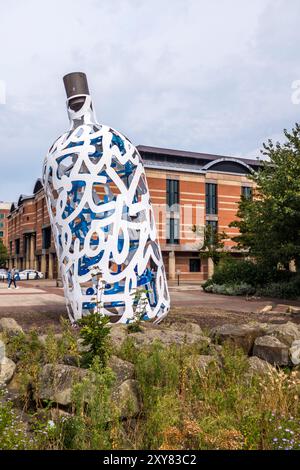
[63,72,90,98]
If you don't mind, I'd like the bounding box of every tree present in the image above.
[230,123,300,271]
[192,223,228,266]
[0,240,8,268]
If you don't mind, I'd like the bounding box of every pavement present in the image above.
[0,279,299,333]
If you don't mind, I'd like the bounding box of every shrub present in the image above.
[78,313,112,368]
[203,282,256,296]
[205,259,296,288]
[256,276,300,299]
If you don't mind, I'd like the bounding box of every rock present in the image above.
[38,360,137,415]
[265,322,300,347]
[76,338,91,354]
[108,355,135,386]
[186,354,219,374]
[286,306,300,316]
[50,408,73,421]
[0,339,5,362]
[6,370,27,397]
[259,305,273,314]
[110,324,128,350]
[130,328,210,349]
[0,318,23,336]
[38,364,88,406]
[208,343,223,356]
[253,335,290,366]
[290,340,300,366]
[247,356,276,377]
[210,323,267,354]
[112,379,141,418]
[63,355,80,367]
[0,357,16,385]
[168,322,203,335]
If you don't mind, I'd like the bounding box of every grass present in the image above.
[1,321,300,450]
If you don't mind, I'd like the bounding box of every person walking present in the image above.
[8,267,19,289]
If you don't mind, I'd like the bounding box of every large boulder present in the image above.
[290,340,300,366]
[38,362,139,418]
[247,356,276,377]
[108,355,135,386]
[112,379,141,418]
[253,335,290,366]
[109,324,128,350]
[210,323,267,354]
[168,322,203,336]
[0,357,16,385]
[265,322,300,347]
[38,364,88,406]
[130,327,210,349]
[0,318,23,336]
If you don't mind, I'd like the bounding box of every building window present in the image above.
[15,239,20,255]
[206,220,218,243]
[167,179,179,208]
[0,231,3,238]
[42,227,52,249]
[166,217,179,244]
[0,214,4,219]
[189,258,201,272]
[166,179,180,244]
[242,186,252,199]
[9,241,12,255]
[206,183,217,214]
[0,222,3,228]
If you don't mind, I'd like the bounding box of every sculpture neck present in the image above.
[67,94,97,129]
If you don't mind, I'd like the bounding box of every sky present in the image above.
[1,0,300,202]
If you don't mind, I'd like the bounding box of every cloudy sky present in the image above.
[1,0,300,202]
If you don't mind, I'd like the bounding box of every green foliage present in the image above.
[267,413,300,450]
[127,288,149,333]
[78,313,112,367]
[0,239,7,268]
[256,276,300,299]
[230,124,300,271]
[206,258,295,287]
[2,323,300,450]
[63,357,118,450]
[2,319,81,407]
[204,282,256,296]
[118,336,138,363]
[193,223,228,266]
[203,258,300,299]
[0,387,34,449]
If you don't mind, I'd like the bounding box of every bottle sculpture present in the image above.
[43,72,170,324]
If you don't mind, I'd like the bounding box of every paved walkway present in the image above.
[0,279,299,332]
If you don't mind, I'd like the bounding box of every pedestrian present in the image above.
[8,267,19,289]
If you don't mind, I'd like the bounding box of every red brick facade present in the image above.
[0,202,12,250]
[6,146,257,281]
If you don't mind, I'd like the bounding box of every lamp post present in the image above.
[176,269,181,287]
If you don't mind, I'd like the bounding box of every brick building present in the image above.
[7,145,260,281]
[0,201,12,249]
